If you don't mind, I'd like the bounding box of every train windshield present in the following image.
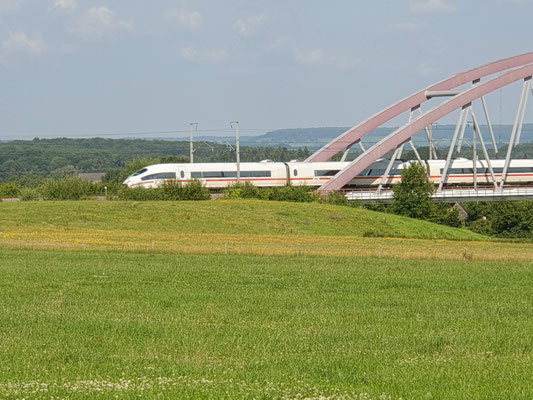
[130,168,148,177]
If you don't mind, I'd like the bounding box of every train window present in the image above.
[444,168,466,174]
[180,171,185,179]
[131,168,148,177]
[509,167,533,173]
[293,169,298,177]
[190,170,273,179]
[389,169,402,175]
[314,170,340,176]
[357,169,371,176]
[161,172,176,179]
[203,171,223,178]
[141,172,176,181]
[241,171,271,177]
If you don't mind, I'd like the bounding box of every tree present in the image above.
[51,165,78,178]
[391,162,434,219]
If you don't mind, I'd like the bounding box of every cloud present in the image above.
[68,6,134,39]
[0,0,20,13]
[2,32,46,55]
[293,48,360,69]
[234,15,264,36]
[179,46,228,63]
[52,0,77,13]
[410,0,456,13]
[165,9,203,29]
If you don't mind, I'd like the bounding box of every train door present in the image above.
[283,163,291,185]
[291,166,301,186]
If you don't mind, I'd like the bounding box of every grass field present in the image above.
[1,200,532,399]
[1,250,532,399]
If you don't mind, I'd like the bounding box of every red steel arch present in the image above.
[318,62,533,193]
[307,52,533,162]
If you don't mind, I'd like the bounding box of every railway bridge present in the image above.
[309,52,533,202]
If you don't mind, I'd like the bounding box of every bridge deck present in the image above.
[345,186,533,204]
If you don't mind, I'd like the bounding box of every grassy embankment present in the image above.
[0,199,526,261]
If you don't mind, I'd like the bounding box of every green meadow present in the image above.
[1,201,532,399]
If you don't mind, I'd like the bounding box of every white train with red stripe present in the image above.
[123,158,533,189]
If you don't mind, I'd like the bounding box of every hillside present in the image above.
[10,200,529,260]
[1,200,483,240]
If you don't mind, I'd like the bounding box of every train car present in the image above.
[123,159,533,190]
[124,162,288,189]
[426,159,533,186]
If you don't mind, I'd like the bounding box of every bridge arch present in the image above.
[318,62,533,193]
[307,52,533,163]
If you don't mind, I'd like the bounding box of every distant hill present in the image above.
[176,124,533,150]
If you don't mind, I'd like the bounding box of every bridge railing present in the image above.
[344,186,533,203]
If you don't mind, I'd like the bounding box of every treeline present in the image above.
[0,137,311,183]
[462,201,533,239]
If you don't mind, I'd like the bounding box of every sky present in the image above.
[1,0,533,139]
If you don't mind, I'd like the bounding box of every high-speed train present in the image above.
[123,159,533,189]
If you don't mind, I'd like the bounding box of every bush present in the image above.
[117,186,164,201]
[224,181,262,199]
[257,187,273,200]
[161,181,183,200]
[489,202,533,238]
[117,180,210,201]
[39,176,94,200]
[179,180,211,200]
[223,186,243,199]
[314,190,360,207]
[468,218,495,236]
[430,204,463,228]
[0,182,21,197]
[462,201,533,238]
[223,183,313,202]
[19,187,40,201]
[391,162,434,219]
[269,186,315,202]
[162,180,210,201]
